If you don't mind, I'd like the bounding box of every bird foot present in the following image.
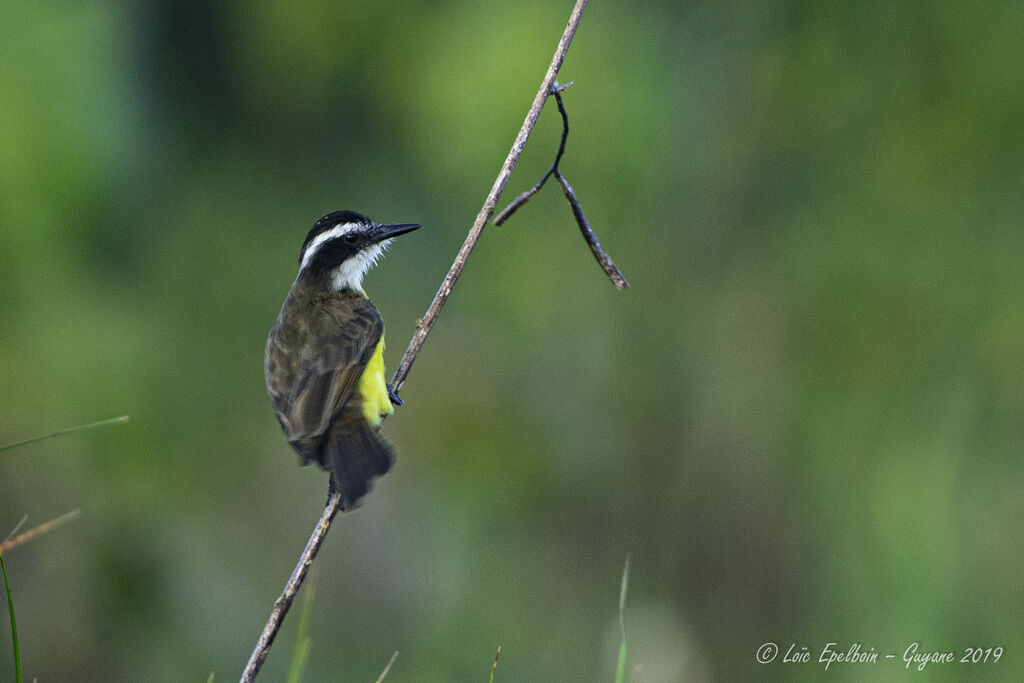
[387,382,404,406]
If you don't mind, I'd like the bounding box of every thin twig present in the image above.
[241,2,590,679]
[491,184,543,226]
[0,510,82,554]
[389,0,590,396]
[555,172,629,289]
[0,415,129,454]
[375,650,399,682]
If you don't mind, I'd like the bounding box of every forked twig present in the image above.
[493,81,574,225]
[494,85,629,290]
[240,2,591,680]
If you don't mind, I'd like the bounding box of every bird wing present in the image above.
[268,294,383,459]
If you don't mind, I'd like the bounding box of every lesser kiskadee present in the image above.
[264,210,420,509]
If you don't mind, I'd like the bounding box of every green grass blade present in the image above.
[285,563,318,683]
[488,646,501,683]
[286,637,311,683]
[614,554,631,683]
[0,415,129,454]
[1,551,22,683]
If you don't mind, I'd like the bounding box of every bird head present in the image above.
[298,210,420,291]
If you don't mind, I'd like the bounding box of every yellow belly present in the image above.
[357,332,393,427]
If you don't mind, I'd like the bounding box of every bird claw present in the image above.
[387,382,404,406]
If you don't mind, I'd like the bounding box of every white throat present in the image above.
[329,240,391,292]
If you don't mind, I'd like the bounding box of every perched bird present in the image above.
[265,210,420,509]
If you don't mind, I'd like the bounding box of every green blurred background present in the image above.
[2,1,1022,681]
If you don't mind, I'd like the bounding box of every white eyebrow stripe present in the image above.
[300,222,361,270]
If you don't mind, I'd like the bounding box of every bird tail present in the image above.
[325,412,395,511]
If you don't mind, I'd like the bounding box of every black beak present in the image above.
[373,222,421,242]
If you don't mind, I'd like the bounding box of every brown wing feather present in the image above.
[265,289,382,465]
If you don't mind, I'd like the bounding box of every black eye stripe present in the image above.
[304,237,358,274]
[299,210,373,264]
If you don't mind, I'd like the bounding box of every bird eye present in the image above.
[344,233,358,244]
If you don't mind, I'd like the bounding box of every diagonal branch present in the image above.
[240,2,590,680]
[241,494,341,681]
[389,0,590,396]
